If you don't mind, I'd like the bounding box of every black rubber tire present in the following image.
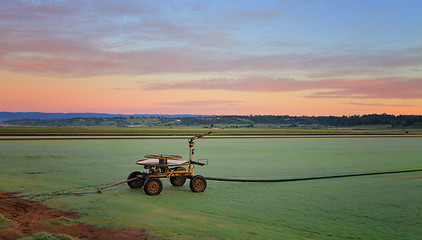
[127,171,145,189]
[190,175,207,193]
[144,178,163,196]
[170,167,187,186]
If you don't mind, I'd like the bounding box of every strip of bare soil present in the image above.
[0,192,150,240]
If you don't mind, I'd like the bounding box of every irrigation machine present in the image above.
[123,132,211,195]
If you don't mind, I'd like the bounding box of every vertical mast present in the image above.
[188,132,211,171]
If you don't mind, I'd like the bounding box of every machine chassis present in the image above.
[127,133,210,195]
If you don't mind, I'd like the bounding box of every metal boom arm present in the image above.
[189,132,211,163]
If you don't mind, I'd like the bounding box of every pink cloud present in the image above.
[1,10,421,79]
[145,77,422,99]
[346,102,414,107]
[308,78,422,99]
[162,100,242,107]
[1,1,421,79]
[145,77,317,92]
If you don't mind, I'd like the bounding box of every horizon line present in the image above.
[1,111,421,118]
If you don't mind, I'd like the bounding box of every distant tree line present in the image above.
[179,114,422,127]
[3,116,175,127]
[3,114,422,128]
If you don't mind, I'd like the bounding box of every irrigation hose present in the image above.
[205,169,422,182]
[0,191,97,199]
[1,169,421,199]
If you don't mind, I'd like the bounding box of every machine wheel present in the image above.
[170,167,187,186]
[144,178,163,196]
[127,171,145,189]
[190,175,207,192]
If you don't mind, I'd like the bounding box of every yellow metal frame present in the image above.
[146,166,194,182]
[136,132,211,182]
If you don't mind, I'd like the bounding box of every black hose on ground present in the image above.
[205,168,422,182]
[0,191,96,199]
[1,169,421,199]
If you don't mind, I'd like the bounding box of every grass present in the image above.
[0,214,9,228]
[43,217,77,227]
[1,138,422,239]
[18,232,76,240]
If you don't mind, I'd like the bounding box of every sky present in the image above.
[1,0,422,116]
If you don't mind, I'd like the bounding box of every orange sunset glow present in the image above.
[1,1,421,116]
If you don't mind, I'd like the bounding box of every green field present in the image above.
[1,137,422,239]
[0,214,9,228]
[0,126,420,136]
